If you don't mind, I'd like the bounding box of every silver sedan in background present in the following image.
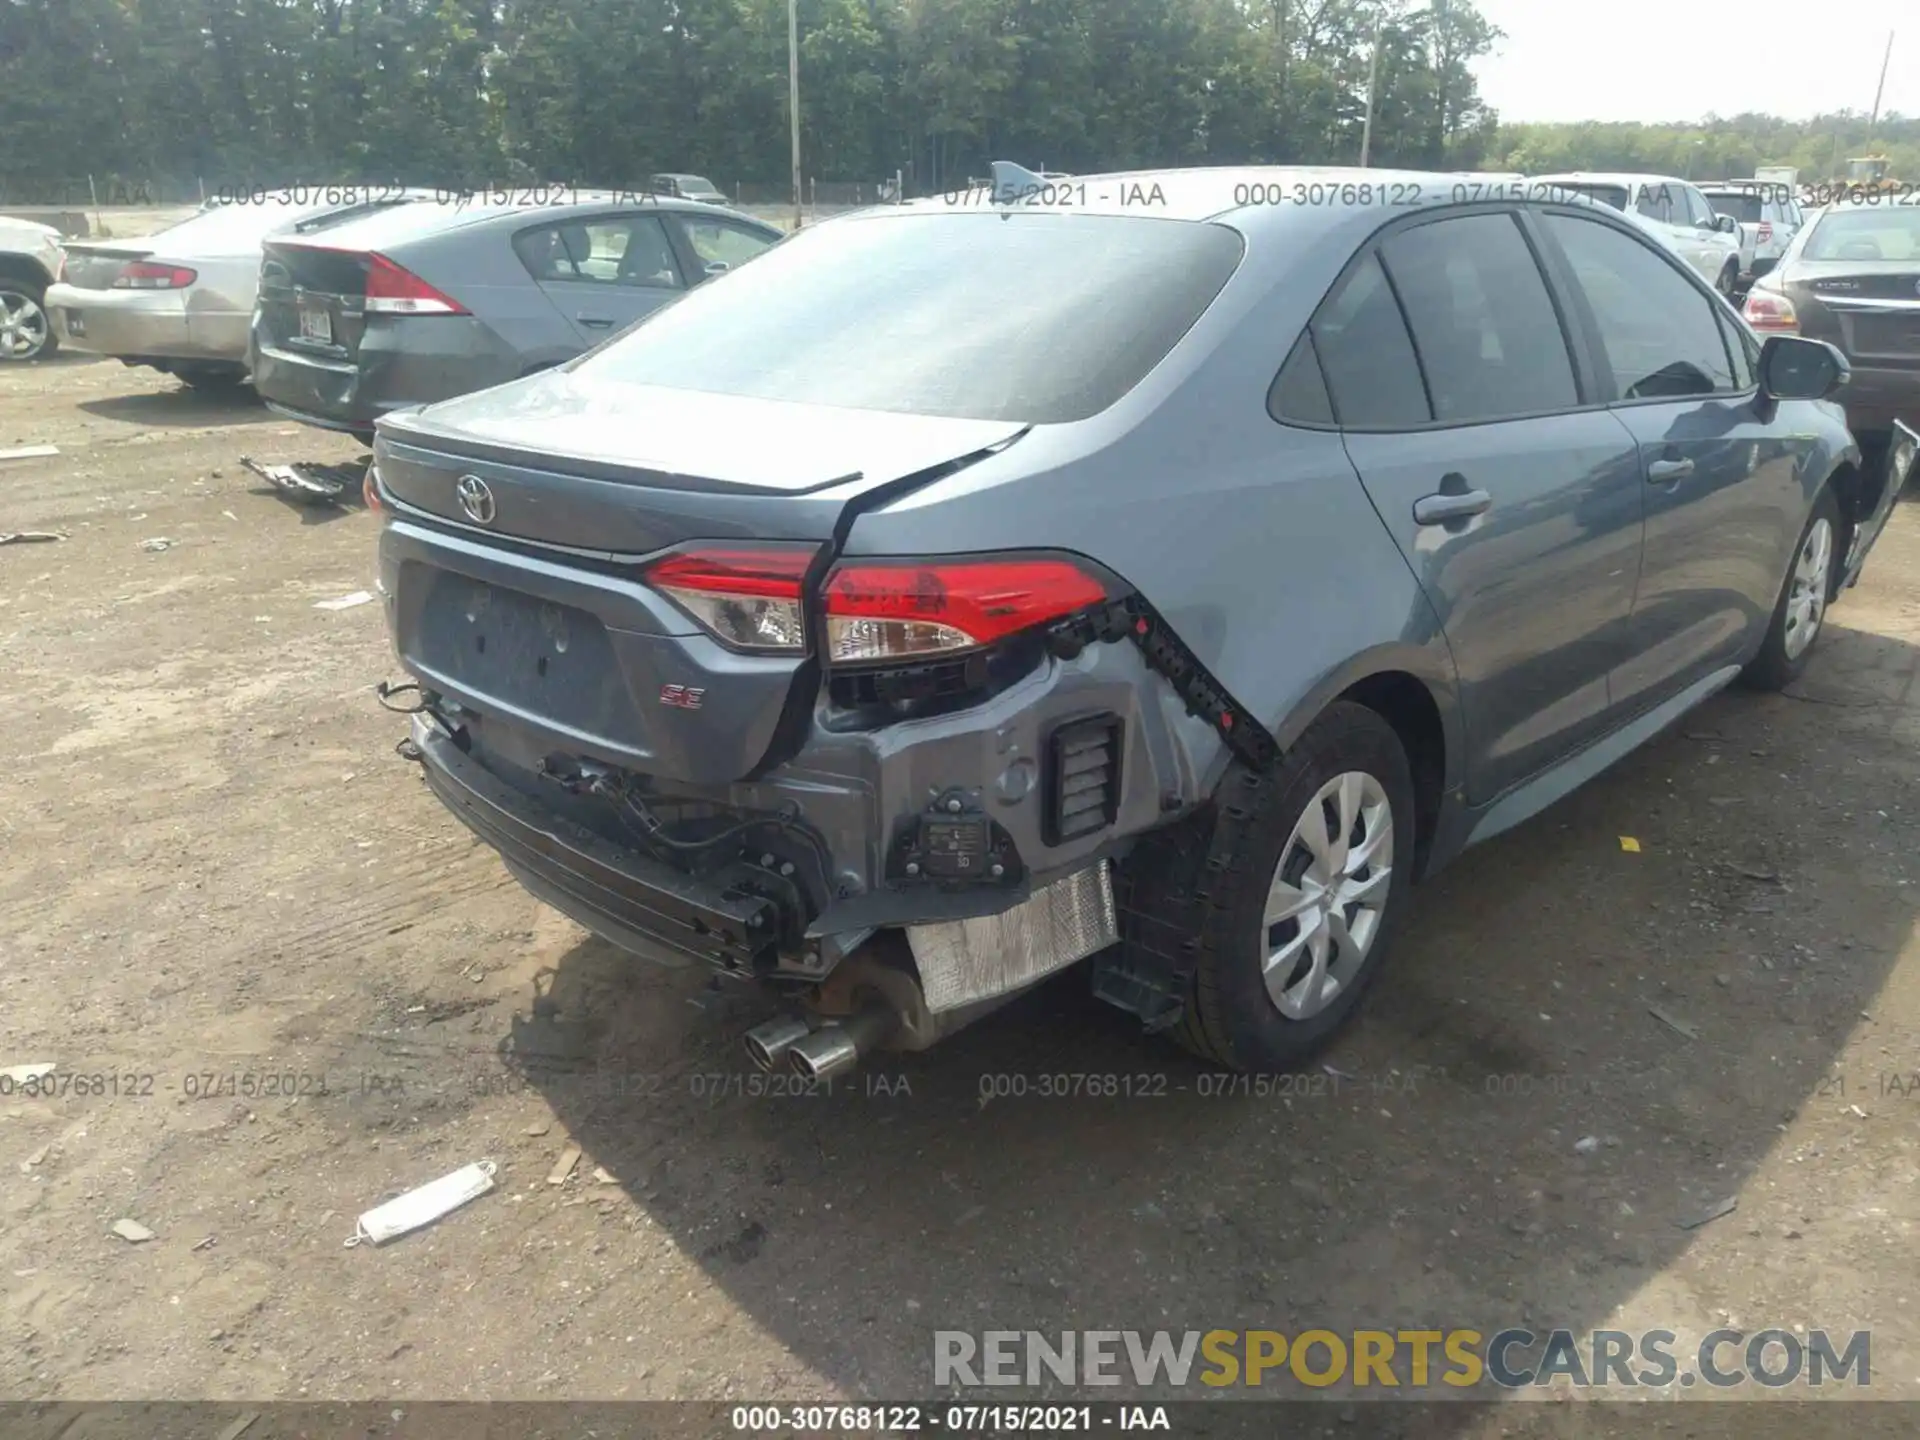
[45,189,421,390]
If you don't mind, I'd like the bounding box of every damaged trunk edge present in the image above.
[382,419,1265,1068]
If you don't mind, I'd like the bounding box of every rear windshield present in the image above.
[1802,206,1920,262]
[1548,183,1630,212]
[1703,192,1764,224]
[568,212,1246,422]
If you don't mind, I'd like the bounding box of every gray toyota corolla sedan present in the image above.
[367,165,1915,1079]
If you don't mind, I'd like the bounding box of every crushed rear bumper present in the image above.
[410,712,779,971]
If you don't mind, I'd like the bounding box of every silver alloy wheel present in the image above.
[1782,514,1833,661]
[0,288,49,360]
[1261,770,1394,1021]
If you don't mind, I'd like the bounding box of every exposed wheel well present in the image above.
[1339,671,1445,877]
[1824,455,1874,600]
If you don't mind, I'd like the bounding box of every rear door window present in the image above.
[1378,212,1579,423]
[672,214,779,276]
[515,215,684,289]
[1268,333,1335,426]
[1542,212,1736,399]
[1633,184,1677,225]
[1309,253,1430,428]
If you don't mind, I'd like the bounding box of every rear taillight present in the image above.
[1756,221,1773,244]
[362,252,468,315]
[645,547,815,651]
[642,547,1112,661]
[112,261,197,290]
[363,464,383,513]
[1743,289,1798,333]
[822,557,1108,663]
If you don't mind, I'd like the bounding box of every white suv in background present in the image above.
[0,215,66,362]
[1698,182,1805,286]
[1533,172,1745,296]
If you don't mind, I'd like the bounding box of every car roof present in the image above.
[273,190,774,250]
[1532,171,1692,188]
[881,165,1618,229]
[658,173,718,185]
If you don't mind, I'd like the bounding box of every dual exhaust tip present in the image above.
[745,1005,893,1083]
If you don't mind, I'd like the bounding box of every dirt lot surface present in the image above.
[1,354,1917,1427]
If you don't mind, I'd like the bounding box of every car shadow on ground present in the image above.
[503,610,1918,1414]
[78,383,270,427]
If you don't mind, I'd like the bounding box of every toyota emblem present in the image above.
[455,474,496,525]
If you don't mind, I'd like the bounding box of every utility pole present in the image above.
[1865,31,1894,153]
[1358,15,1383,168]
[788,0,802,229]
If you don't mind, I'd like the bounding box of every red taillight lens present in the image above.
[363,252,468,315]
[1756,221,1773,244]
[1743,289,1798,333]
[644,547,816,651]
[111,261,197,290]
[363,464,383,513]
[822,557,1108,663]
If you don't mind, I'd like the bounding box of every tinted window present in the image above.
[1552,183,1629,211]
[1268,333,1335,426]
[1682,187,1716,228]
[514,215,683,288]
[677,215,777,271]
[1633,183,1676,224]
[1801,206,1920,262]
[1310,253,1430,428]
[568,213,1244,423]
[1705,192,1764,224]
[1544,213,1735,399]
[1379,214,1578,423]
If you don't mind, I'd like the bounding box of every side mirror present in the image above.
[1758,335,1849,401]
[1716,214,1739,234]
[704,260,730,277]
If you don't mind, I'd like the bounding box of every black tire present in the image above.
[1741,484,1841,692]
[1173,701,1417,1072]
[0,277,57,362]
[1716,262,1739,298]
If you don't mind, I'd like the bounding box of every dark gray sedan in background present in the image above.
[251,192,782,442]
[368,165,1913,1080]
[1743,196,1920,450]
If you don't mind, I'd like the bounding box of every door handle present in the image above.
[1412,488,1493,526]
[577,314,615,329]
[1647,457,1695,482]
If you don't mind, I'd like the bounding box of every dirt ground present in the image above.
[1,353,1917,1426]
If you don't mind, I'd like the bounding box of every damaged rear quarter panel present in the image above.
[837,208,1464,807]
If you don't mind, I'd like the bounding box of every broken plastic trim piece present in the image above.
[346,1159,497,1247]
[1049,595,1278,773]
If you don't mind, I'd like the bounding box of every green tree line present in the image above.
[0,0,1912,204]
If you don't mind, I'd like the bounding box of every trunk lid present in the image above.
[1790,262,1920,363]
[376,372,1028,786]
[376,367,1030,553]
[56,243,154,291]
[257,241,379,362]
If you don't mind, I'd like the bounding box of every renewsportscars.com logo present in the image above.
[933,1328,1871,1391]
